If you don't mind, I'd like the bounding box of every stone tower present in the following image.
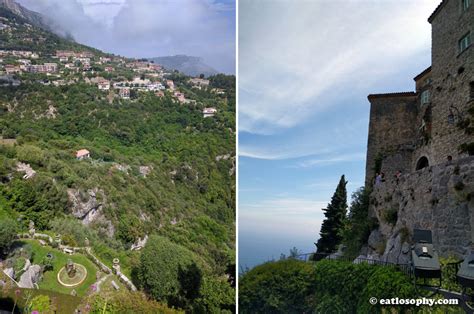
[365,0,474,185]
[363,0,474,263]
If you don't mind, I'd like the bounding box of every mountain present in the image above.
[0,3,235,312]
[0,0,74,40]
[150,55,219,77]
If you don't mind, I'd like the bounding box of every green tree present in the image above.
[315,175,348,253]
[134,235,202,308]
[0,217,18,253]
[342,187,377,259]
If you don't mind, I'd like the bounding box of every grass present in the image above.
[91,242,138,278]
[100,274,126,293]
[15,240,99,297]
[0,287,82,314]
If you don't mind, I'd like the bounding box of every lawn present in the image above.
[0,287,82,314]
[99,274,126,293]
[16,240,99,297]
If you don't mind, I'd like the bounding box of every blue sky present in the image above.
[239,0,441,269]
[17,0,236,73]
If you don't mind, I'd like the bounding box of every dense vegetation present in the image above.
[0,5,235,312]
[239,259,419,313]
[239,259,317,313]
[342,187,378,259]
[135,235,233,312]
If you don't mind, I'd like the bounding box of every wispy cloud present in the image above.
[239,0,438,135]
[295,152,366,168]
[238,145,328,160]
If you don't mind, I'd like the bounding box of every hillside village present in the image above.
[0,2,235,313]
[0,44,220,116]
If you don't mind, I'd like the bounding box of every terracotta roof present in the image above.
[428,0,447,23]
[413,66,432,81]
[367,92,417,101]
[76,149,90,157]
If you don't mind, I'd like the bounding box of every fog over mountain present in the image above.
[15,0,235,74]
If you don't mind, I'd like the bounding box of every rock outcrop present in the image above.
[365,156,474,263]
[67,188,115,236]
[130,235,148,251]
[16,162,36,179]
[68,188,105,223]
[139,165,152,178]
[18,264,41,288]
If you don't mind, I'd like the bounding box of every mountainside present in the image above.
[150,55,219,77]
[0,0,72,39]
[0,3,235,312]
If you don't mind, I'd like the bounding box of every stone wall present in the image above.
[365,0,474,185]
[428,0,474,165]
[365,156,474,264]
[365,94,418,185]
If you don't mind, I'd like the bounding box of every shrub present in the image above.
[50,217,98,247]
[16,145,45,167]
[239,259,416,313]
[133,235,202,308]
[239,259,317,313]
[315,260,415,313]
[358,266,416,313]
[0,218,18,253]
[80,290,180,314]
[61,234,77,247]
[313,260,374,312]
[193,275,235,313]
[29,295,51,313]
[383,208,398,225]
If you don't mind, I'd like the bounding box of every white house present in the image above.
[98,81,110,91]
[203,107,217,118]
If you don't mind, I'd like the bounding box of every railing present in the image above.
[292,252,413,276]
[294,252,466,287]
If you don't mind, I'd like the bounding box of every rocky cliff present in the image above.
[363,156,474,264]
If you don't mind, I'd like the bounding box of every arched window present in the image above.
[416,156,429,170]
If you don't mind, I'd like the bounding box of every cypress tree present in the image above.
[315,175,348,253]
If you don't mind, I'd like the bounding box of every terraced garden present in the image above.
[17,240,99,296]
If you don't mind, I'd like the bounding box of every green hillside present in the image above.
[0,4,235,312]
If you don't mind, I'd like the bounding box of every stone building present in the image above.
[365,0,473,186]
[363,0,474,263]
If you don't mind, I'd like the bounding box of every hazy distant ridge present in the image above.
[150,55,218,77]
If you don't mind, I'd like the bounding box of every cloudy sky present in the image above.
[17,0,235,73]
[239,0,441,269]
